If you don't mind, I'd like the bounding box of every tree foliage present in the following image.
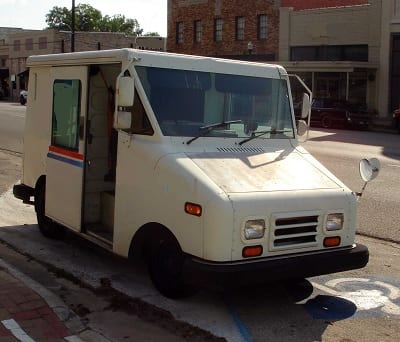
[45,3,142,35]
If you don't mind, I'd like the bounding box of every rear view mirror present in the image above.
[359,158,380,182]
[297,120,308,136]
[356,158,380,198]
[114,110,131,130]
[118,76,134,107]
[301,93,311,119]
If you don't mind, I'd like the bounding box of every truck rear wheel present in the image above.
[35,182,65,239]
[148,235,197,299]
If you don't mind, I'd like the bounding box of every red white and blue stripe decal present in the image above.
[47,146,84,168]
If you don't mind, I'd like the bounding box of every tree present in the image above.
[45,3,142,35]
[100,15,143,36]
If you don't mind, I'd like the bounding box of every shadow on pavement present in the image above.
[308,128,400,161]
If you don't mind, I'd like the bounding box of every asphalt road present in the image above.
[301,128,400,243]
[0,101,25,153]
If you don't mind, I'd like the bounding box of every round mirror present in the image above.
[297,120,308,136]
[359,158,380,182]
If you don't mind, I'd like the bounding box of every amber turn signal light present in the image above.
[242,245,263,258]
[185,202,202,216]
[324,236,341,247]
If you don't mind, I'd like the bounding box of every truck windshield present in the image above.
[135,66,294,140]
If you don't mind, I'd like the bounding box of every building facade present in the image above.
[280,0,400,118]
[0,28,166,101]
[167,0,399,120]
[167,0,281,61]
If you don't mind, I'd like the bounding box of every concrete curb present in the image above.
[0,258,88,340]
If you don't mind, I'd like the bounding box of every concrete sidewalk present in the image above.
[0,259,91,342]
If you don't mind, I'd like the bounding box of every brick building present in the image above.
[167,0,281,61]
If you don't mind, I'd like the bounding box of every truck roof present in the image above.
[26,48,285,79]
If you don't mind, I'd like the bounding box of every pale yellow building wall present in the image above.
[280,3,379,62]
[376,0,400,116]
[279,1,400,118]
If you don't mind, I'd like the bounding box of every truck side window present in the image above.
[129,90,154,135]
[52,79,81,150]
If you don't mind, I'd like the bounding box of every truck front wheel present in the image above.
[35,182,65,239]
[148,235,197,299]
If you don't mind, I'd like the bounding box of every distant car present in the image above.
[20,90,27,105]
[393,108,400,133]
[306,98,370,129]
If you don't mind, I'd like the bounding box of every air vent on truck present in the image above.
[270,214,320,251]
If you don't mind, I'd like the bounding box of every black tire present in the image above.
[321,115,332,128]
[148,235,197,299]
[35,182,65,239]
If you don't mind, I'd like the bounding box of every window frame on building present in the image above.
[214,17,223,42]
[395,0,400,16]
[290,45,369,62]
[25,38,33,51]
[176,22,184,45]
[236,16,245,41]
[13,40,21,52]
[39,37,47,49]
[258,14,268,40]
[194,20,202,44]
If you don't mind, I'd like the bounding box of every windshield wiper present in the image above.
[238,129,292,146]
[186,120,242,145]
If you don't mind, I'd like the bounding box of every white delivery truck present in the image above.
[14,49,379,298]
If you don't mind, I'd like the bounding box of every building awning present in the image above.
[276,61,379,73]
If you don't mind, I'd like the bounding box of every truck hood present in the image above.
[189,149,340,193]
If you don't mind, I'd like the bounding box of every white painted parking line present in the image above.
[2,319,35,342]
[310,277,400,317]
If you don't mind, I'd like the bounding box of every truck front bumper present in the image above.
[184,243,369,289]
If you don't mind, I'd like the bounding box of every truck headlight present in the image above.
[244,219,265,240]
[326,213,344,231]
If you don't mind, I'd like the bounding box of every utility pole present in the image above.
[71,0,75,52]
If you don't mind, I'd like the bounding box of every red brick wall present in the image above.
[167,0,280,58]
[280,0,368,10]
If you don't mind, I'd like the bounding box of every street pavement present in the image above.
[0,260,81,341]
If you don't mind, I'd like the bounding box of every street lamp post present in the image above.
[71,0,75,52]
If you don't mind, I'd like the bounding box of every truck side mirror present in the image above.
[114,111,132,130]
[118,76,134,107]
[356,158,380,199]
[301,93,311,119]
[297,120,308,136]
[359,158,380,182]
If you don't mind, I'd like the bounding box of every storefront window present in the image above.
[315,72,347,100]
[349,70,368,108]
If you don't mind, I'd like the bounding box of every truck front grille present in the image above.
[271,214,320,250]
